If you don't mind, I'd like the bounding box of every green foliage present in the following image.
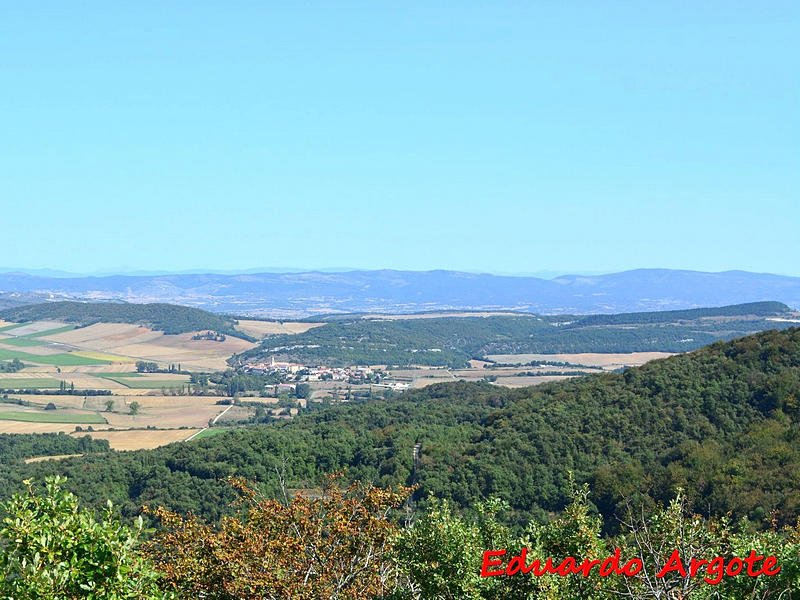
[238,304,795,368]
[0,433,109,464]
[0,357,25,373]
[1,476,798,599]
[395,485,800,599]
[0,476,172,599]
[394,497,516,600]
[135,360,159,373]
[2,327,800,535]
[575,301,791,326]
[0,301,254,340]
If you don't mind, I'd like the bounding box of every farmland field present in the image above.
[43,323,256,369]
[101,376,188,389]
[0,411,106,424]
[0,336,47,347]
[72,350,132,362]
[235,319,325,338]
[0,348,112,365]
[188,427,231,440]
[491,375,574,388]
[485,351,676,369]
[0,421,89,434]
[0,377,63,389]
[24,453,85,463]
[2,321,69,336]
[6,395,91,409]
[74,428,201,450]
[24,325,78,338]
[103,402,225,429]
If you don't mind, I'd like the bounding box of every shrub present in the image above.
[0,476,172,599]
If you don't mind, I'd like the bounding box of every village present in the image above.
[243,356,412,394]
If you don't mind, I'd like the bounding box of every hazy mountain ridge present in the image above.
[1,268,798,317]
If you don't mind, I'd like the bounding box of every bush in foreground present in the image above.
[0,477,172,600]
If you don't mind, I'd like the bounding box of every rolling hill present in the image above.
[2,326,800,531]
[236,301,798,367]
[0,301,253,340]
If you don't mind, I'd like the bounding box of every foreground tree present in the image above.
[0,476,171,600]
[145,473,412,600]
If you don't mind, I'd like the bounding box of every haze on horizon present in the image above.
[1,2,797,277]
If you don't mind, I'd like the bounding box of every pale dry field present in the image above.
[0,342,65,356]
[108,333,255,370]
[11,395,92,409]
[100,395,227,408]
[469,359,494,368]
[25,363,138,374]
[41,323,162,348]
[131,373,190,381]
[362,312,526,320]
[73,429,200,450]
[485,352,675,369]
[492,375,576,388]
[0,421,85,434]
[104,403,225,429]
[386,368,450,380]
[412,376,457,389]
[451,366,594,378]
[235,319,325,338]
[42,323,256,370]
[4,321,67,336]
[0,372,130,390]
[25,454,84,463]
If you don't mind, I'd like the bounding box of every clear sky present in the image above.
[1,2,798,276]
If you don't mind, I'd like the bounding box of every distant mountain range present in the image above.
[0,269,798,318]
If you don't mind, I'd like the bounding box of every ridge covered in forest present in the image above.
[2,326,799,531]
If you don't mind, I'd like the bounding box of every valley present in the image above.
[0,300,796,453]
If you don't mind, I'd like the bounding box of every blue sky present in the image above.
[1,2,798,276]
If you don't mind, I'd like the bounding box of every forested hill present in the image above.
[0,301,253,339]
[573,300,791,325]
[237,301,797,367]
[2,327,800,530]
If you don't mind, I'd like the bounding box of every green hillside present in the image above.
[2,327,800,531]
[236,301,795,367]
[0,301,254,340]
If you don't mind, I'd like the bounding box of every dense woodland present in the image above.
[3,327,800,598]
[2,327,800,535]
[0,301,253,339]
[238,302,795,367]
[0,432,109,463]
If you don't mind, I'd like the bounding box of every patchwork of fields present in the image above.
[234,319,324,338]
[0,318,244,449]
[0,313,703,451]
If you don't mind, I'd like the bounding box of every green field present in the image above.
[0,323,26,333]
[100,376,185,389]
[0,411,107,424]
[190,427,232,440]
[0,378,63,389]
[0,348,110,366]
[0,337,47,347]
